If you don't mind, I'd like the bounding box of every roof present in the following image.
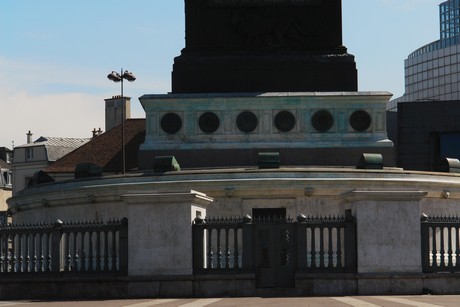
[16,137,90,148]
[16,137,91,162]
[45,119,146,173]
[0,147,12,163]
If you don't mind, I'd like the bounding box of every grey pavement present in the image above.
[0,296,460,307]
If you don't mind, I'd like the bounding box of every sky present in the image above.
[0,0,439,148]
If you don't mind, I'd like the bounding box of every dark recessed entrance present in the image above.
[252,207,294,288]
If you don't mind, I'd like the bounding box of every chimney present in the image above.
[104,96,131,131]
[26,131,33,144]
[92,128,103,138]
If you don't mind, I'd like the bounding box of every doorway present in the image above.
[252,208,295,288]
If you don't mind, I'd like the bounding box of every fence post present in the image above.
[51,219,63,273]
[344,210,357,273]
[118,217,129,274]
[296,214,307,269]
[242,214,253,272]
[420,213,430,273]
[193,216,205,274]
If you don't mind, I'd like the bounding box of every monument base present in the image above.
[139,91,394,170]
[172,53,357,93]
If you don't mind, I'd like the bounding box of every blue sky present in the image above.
[0,0,438,148]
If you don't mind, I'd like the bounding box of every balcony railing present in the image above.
[192,211,357,275]
[0,218,128,275]
[421,215,460,273]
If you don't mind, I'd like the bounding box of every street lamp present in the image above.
[107,69,136,174]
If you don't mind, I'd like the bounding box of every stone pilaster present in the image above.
[122,190,213,276]
[342,190,427,273]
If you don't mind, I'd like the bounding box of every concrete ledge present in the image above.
[356,273,424,295]
[296,273,357,296]
[193,274,256,298]
[422,274,460,295]
[139,147,396,170]
[1,274,460,299]
[341,190,428,202]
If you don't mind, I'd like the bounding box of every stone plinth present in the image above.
[122,190,213,276]
[139,92,394,169]
[342,191,427,274]
[172,54,357,93]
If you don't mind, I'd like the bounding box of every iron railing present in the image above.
[193,216,247,273]
[192,211,357,274]
[0,218,128,275]
[421,215,460,273]
[296,211,357,273]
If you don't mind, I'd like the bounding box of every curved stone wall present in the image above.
[7,167,460,277]
[8,167,460,224]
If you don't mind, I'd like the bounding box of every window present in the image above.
[5,152,11,163]
[1,171,11,187]
[26,148,33,160]
[440,133,460,160]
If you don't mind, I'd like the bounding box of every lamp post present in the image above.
[107,69,136,174]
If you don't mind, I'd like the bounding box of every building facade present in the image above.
[389,0,460,110]
[387,1,460,171]
[0,147,12,225]
[398,100,460,171]
[440,0,460,40]
[12,133,89,195]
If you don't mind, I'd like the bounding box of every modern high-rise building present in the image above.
[440,0,460,39]
[389,0,460,110]
[386,1,460,171]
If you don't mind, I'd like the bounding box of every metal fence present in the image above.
[421,215,460,273]
[296,212,357,273]
[192,210,357,275]
[0,218,128,275]
[193,216,246,273]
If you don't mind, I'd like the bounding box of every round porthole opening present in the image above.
[275,111,296,132]
[161,113,182,134]
[350,110,371,132]
[199,112,220,133]
[237,111,258,133]
[311,110,334,132]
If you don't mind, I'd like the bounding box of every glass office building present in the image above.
[440,0,460,39]
[389,0,460,111]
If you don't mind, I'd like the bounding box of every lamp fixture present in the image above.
[107,68,136,174]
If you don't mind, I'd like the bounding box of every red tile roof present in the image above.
[45,119,145,173]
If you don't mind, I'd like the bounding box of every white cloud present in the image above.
[0,54,174,148]
[1,90,105,148]
[0,56,108,148]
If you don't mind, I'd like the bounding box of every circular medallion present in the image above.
[199,112,220,133]
[274,111,296,132]
[237,111,258,133]
[161,113,182,134]
[350,110,371,132]
[312,110,334,132]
